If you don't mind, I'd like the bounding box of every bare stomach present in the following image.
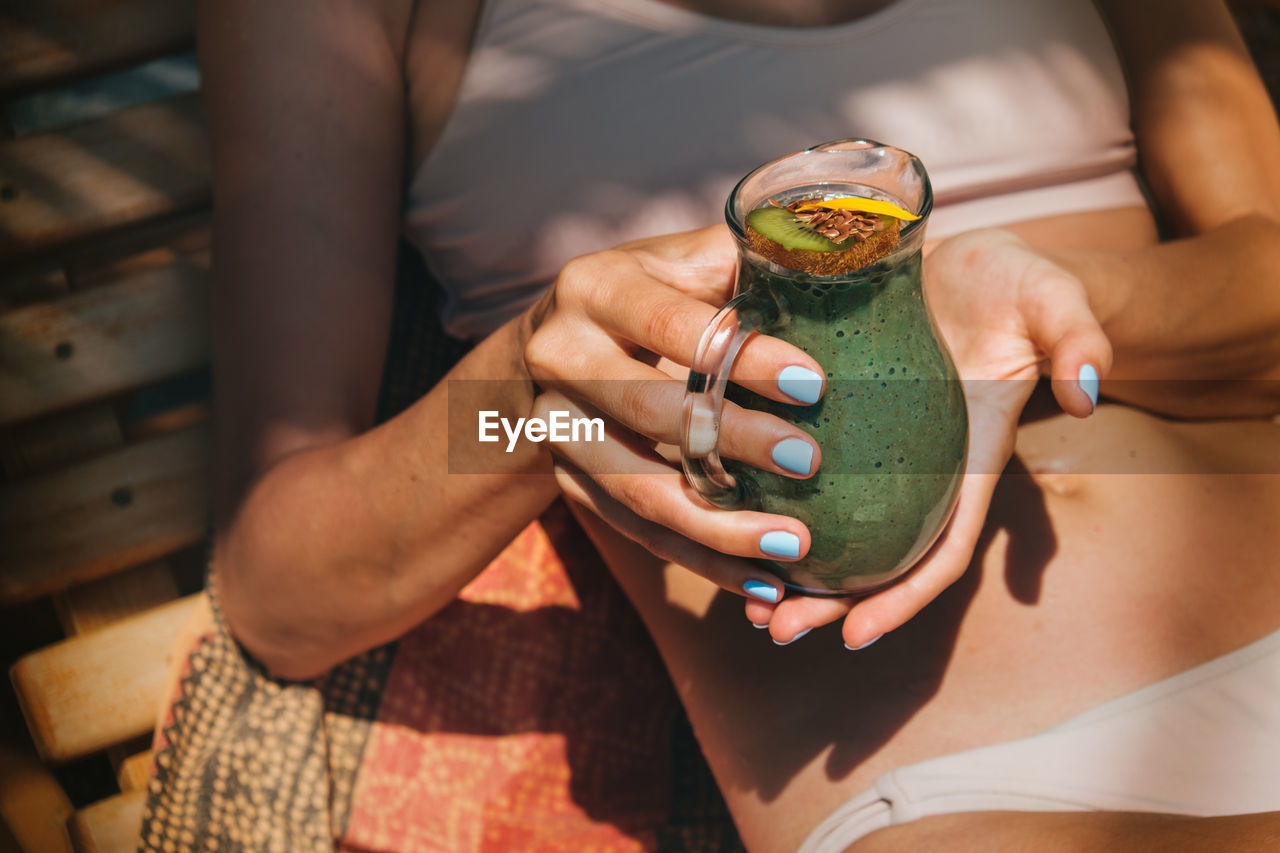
[571,205,1280,852]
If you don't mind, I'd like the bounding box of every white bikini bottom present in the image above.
[798,625,1280,851]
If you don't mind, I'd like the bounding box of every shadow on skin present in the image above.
[992,455,1058,605]
[587,514,978,805]
[571,448,1059,808]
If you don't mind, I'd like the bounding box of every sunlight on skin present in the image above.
[663,561,722,618]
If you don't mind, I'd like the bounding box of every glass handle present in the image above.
[681,290,774,509]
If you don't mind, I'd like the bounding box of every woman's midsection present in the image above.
[923,200,1280,741]
[793,205,1280,778]
[662,407,1280,851]
[969,406,1280,719]
[620,202,1280,848]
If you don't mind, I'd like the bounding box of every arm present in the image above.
[1095,0,1280,235]
[203,0,825,678]
[753,0,1280,642]
[964,0,1280,416]
[1073,0,1280,415]
[202,0,557,679]
[1052,215,1280,417]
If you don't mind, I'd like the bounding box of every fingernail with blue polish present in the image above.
[760,531,801,559]
[773,627,812,646]
[844,633,884,651]
[1078,363,1099,412]
[778,365,823,406]
[751,622,770,630]
[743,579,780,603]
[772,438,814,476]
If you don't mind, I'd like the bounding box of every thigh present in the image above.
[572,406,1280,853]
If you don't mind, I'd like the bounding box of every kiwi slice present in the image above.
[747,206,842,252]
[746,206,901,276]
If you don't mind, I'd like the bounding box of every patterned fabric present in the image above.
[138,502,741,851]
[139,573,389,851]
[339,504,738,852]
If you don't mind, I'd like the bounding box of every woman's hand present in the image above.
[747,229,1113,646]
[523,225,830,604]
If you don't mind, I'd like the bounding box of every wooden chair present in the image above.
[1,3,208,850]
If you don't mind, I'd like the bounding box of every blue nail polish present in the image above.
[773,627,812,646]
[771,438,814,476]
[777,365,823,405]
[1078,363,1099,411]
[742,579,780,603]
[760,531,801,559]
[843,633,884,651]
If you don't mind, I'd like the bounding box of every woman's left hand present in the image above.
[747,228,1113,646]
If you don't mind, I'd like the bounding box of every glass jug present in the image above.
[682,140,968,595]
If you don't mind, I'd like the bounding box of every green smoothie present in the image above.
[726,250,968,593]
[682,141,969,595]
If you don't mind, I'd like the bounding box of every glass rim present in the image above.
[724,138,934,246]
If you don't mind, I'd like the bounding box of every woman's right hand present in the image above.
[743,228,1113,646]
[520,224,827,605]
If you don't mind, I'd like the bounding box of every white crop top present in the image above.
[403,0,1144,339]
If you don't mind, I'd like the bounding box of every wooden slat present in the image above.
[10,594,202,762]
[0,425,209,605]
[0,263,68,312]
[66,790,145,853]
[124,399,210,444]
[0,259,210,427]
[65,220,209,289]
[0,211,208,308]
[114,750,152,793]
[0,735,74,853]
[0,0,195,99]
[53,561,179,636]
[0,93,208,264]
[0,403,123,478]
